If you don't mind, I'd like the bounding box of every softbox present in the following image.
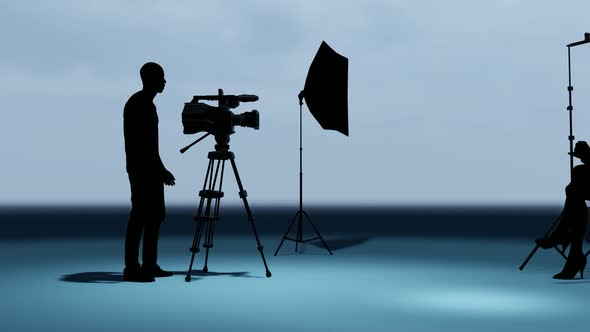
[303,41,349,136]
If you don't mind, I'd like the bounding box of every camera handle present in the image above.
[180,133,211,154]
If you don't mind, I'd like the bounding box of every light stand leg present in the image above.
[519,212,569,271]
[274,211,300,256]
[275,209,333,255]
[303,211,333,255]
[519,214,566,271]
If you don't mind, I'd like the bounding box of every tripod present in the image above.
[185,144,271,281]
[274,93,333,256]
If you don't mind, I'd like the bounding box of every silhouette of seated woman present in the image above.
[123,62,176,282]
[536,141,590,279]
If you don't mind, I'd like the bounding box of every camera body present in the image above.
[182,89,259,147]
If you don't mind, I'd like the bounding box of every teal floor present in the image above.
[0,235,588,332]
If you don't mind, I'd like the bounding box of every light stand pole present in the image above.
[273,92,333,256]
[567,45,576,178]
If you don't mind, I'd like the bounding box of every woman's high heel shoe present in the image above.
[553,254,587,280]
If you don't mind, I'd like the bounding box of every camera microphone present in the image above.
[237,95,259,102]
[192,94,258,102]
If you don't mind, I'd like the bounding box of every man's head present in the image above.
[140,62,166,93]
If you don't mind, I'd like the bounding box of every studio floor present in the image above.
[0,234,589,332]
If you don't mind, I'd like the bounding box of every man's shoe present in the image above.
[123,268,155,283]
[143,265,174,278]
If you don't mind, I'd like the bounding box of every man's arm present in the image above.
[154,116,175,186]
[158,155,175,186]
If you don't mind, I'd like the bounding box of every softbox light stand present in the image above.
[274,41,349,256]
[274,94,333,256]
[519,33,590,271]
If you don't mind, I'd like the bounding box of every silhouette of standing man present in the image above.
[123,62,176,282]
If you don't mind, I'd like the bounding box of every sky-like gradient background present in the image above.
[2,0,590,206]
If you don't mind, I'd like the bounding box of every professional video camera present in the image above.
[182,89,259,149]
[180,89,272,281]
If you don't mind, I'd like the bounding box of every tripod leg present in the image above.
[186,159,214,282]
[202,219,214,273]
[274,211,300,256]
[302,211,333,255]
[229,158,272,278]
[201,159,223,273]
[186,216,206,281]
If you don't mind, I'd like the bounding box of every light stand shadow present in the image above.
[310,235,371,251]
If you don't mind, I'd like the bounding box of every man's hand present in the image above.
[163,169,176,186]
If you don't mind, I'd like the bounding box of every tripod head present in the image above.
[213,132,231,152]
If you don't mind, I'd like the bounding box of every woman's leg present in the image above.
[567,198,587,258]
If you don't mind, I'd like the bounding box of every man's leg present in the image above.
[124,174,156,282]
[123,211,155,282]
[141,180,172,277]
[124,210,142,270]
[142,220,160,268]
[142,220,173,277]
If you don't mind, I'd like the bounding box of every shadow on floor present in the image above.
[552,277,590,285]
[310,235,372,251]
[60,271,256,283]
[60,272,124,283]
